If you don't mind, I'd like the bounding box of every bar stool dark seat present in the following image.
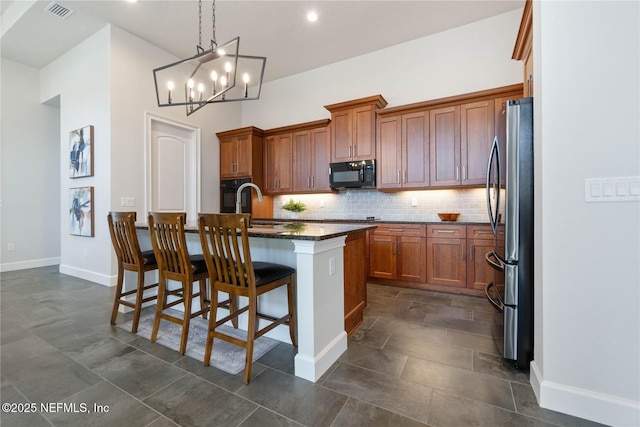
[107,211,158,333]
[198,213,297,384]
[147,212,209,355]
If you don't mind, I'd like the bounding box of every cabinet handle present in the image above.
[403,170,407,184]
[391,241,396,256]
[397,170,400,184]
[353,145,357,158]
[397,241,401,257]
[311,176,315,188]
[388,228,404,232]
[436,230,455,234]
[462,166,467,181]
[456,166,460,181]
[477,231,493,234]
[469,244,473,261]
[348,145,352,158]
[461,245,465,261]
[308,176,311,188]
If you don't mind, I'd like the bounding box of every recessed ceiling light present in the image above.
[306,11,318,22]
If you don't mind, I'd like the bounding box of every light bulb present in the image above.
[167,81,175,91]
[198,83,204,93]
[188,79,194,89]
[220,76,227,87]
[217,49,226,56]
[225,62,232,73]
[243,73,250,83]
[210,71,217,81]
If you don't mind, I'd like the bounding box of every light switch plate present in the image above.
[585,176,640,203]
[121,197,135,207]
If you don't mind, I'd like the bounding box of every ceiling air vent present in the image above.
[45,2,74,19]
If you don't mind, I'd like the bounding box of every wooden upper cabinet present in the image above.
[217,126,264,181]
[325,95,388,162]
[264,133,293,194]
[429,105,460,187]
[265,119,331,194]
[377,111,429,190]
[292,124,331,192]
[461,100,494,186]
[513,0,533,97]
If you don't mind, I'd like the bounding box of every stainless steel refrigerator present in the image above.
[485,97,534,369]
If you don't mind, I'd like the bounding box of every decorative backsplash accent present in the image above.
[272,188,503,223]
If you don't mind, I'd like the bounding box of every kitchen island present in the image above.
[136,221,374,383]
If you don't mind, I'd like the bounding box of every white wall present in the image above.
[531,1,640,426]
[0,59,60,271]
[242,10,523,129]
[40,27,113,284]
[37,24,243,285]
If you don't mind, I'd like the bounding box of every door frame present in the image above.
[144,112,201,218]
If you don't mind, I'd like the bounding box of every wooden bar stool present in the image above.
[198,213,297,384]
[147,212,209,355]
[108,211,158,333]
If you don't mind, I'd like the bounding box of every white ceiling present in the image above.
[1,0,524,82]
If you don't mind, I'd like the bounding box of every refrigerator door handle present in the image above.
[485,250,505,271]
[486,136,501,235]
[484,282,504,312]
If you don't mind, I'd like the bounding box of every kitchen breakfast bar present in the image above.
[136,221,374,383]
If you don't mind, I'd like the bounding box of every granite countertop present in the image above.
[136,221,375,241]
[252,218,492,226]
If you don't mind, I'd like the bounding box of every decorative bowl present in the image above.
[438,212,460,222]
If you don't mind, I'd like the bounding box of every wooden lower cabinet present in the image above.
[426,225,467,287]
[344,230,367,335]
[368,223,503,297]
[369,224,426,283]
[467,225,505,290]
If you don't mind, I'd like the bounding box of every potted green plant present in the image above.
[281,199,306,219]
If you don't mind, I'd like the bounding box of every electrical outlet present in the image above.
[329,256,336,276]
[7,243,15,251]
[411,197,418,207]
[121,197,135,207]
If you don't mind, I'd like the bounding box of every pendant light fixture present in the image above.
[153,0,266,116]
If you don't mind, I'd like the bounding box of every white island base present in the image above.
[247,235,348,383]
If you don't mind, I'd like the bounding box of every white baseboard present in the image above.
[59,264,113,286]
[531,361,640,426]
[0,257,61,272]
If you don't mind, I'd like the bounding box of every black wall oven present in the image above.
[220,178,251,213]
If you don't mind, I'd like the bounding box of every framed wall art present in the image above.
[69,186,94,237]
[69,125,94,178]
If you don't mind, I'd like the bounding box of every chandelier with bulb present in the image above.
[153,0,266,116]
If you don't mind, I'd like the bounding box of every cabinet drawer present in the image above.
[427,225,466,239]
[467,226,495,240]
[372,224,426,237]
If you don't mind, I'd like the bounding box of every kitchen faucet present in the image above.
[236,182,263,213]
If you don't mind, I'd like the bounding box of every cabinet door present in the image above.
[429,106,460,187]
[426,237,466,287]
[344,231,367,334]
[397,236,427,282]
[331,110,352,162]
[467,239,496,290]
[311,127,331,191]
[352,105,375,160]
[292,130,311,192]
[461,100,494,186]
[235,135,252,177]
[220,138,237,178]
[369,234,396,280]
[264,134,292,193]
[403,111,429,188]
[376,115,402,189]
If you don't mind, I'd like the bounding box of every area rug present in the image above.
[118,309,279,375]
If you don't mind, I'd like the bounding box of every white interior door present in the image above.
[146,114,201,221]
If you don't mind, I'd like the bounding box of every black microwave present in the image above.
[329,159,376,189]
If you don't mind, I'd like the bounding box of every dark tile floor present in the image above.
[1,266,604,426]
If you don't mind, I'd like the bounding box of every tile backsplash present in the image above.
[273,188,502,223]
